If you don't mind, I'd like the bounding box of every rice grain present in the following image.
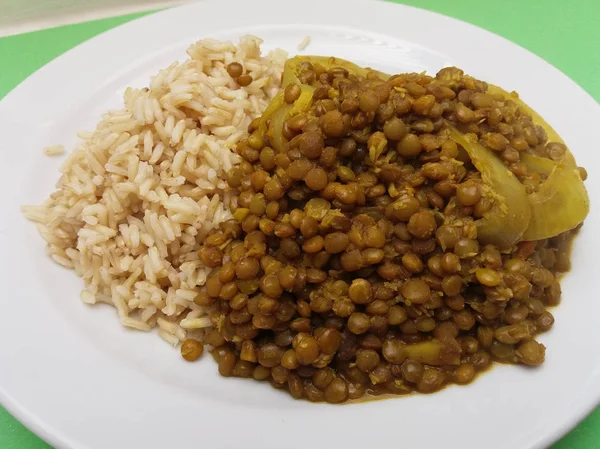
[43,145,65,156]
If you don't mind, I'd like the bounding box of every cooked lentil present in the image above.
[180,339,204,362]
[190,58,587,403]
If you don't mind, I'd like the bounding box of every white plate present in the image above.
[1,1,599,448]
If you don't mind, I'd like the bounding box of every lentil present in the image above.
[186,60,585,404]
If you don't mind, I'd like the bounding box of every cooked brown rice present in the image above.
[43,145,65,156]
[298,36,311,51]
[22,36,286,346]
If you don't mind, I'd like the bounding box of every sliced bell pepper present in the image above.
[487,84,588,238]
[449,127,531,250]
[520,153,589,240]
[405,339,461,366]
[249,91,285,149]
[266,87,313,152]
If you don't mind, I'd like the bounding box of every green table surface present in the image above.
[1,1,599,448]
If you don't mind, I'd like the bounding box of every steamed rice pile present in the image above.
[22,36,286,346]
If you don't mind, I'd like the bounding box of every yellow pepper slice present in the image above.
[520,153,589,240]
[404,339,461,366]
[249,91,285,147]
[267,87,314,152]
[449,127,531,250]
[487,84,588,239]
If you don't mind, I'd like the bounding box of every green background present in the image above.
[0,0,598,447]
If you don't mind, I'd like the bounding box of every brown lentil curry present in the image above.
[184,57,589,403]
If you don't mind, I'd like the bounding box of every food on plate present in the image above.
[196,56,588,401]
[23,39,589,403]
